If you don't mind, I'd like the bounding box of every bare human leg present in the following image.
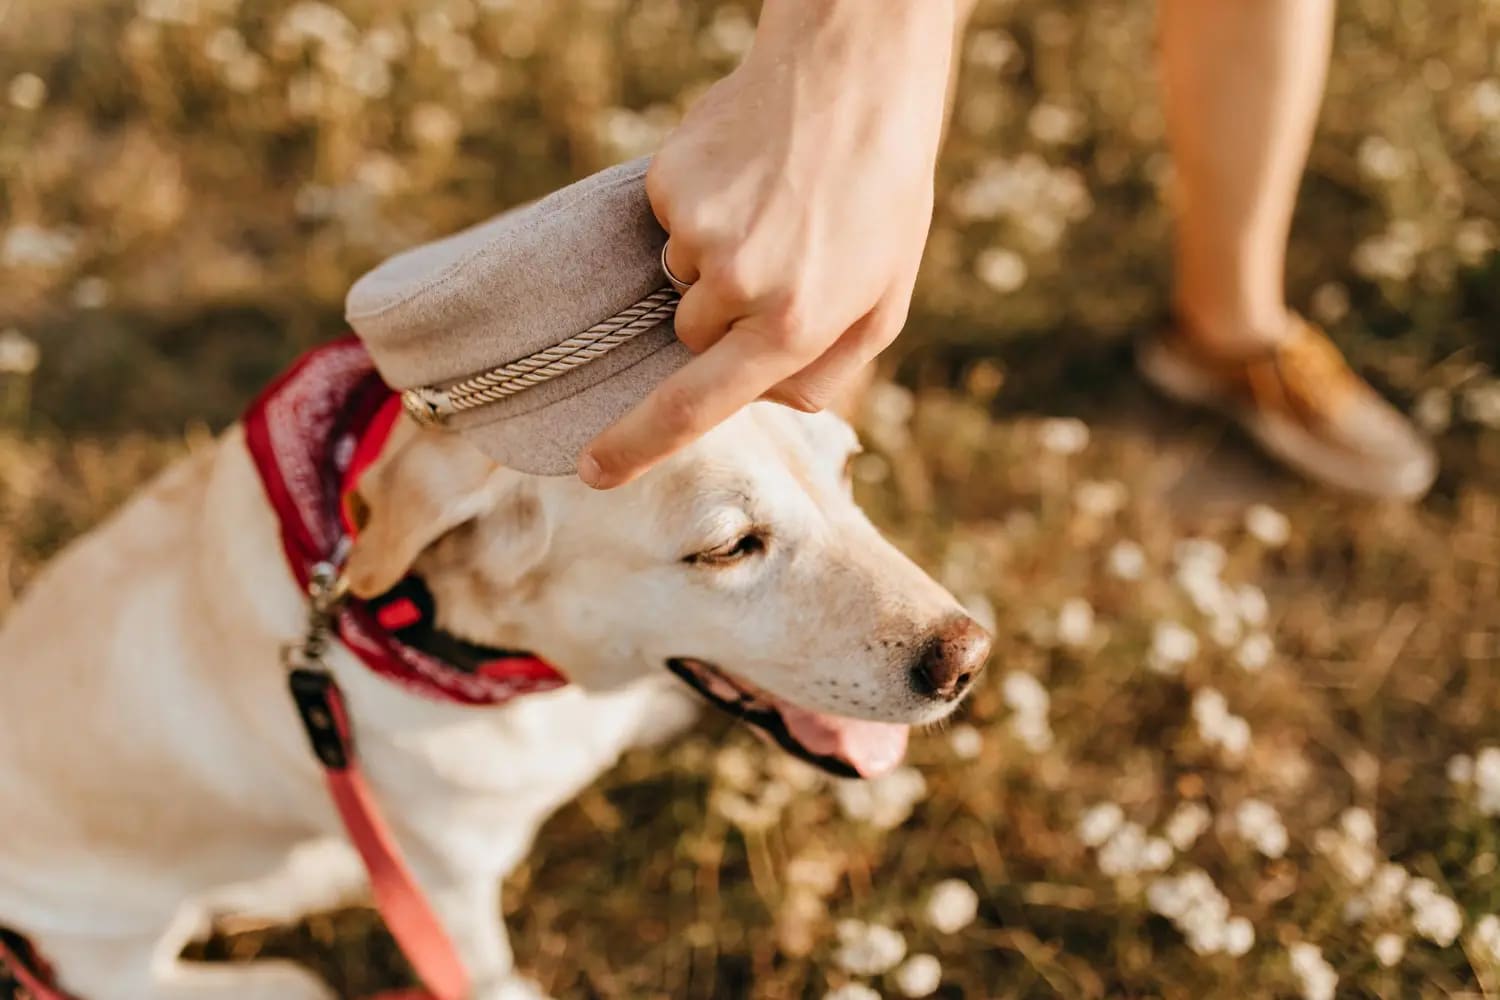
[1160,0,1334,356]
[1143,0,1436,498]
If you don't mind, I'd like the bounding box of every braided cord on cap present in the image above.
[401,286,679,426]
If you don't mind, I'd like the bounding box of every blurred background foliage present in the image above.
[1,0,1497,434]
[3,1,1500,998]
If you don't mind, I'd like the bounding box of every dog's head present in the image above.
[343,403,990,778]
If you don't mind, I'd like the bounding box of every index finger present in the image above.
[578,325,803,489]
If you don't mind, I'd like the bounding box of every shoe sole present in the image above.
[1136,337,1435,501]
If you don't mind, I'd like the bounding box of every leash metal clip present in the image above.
[280,559,350,673]
[281,559,355,770]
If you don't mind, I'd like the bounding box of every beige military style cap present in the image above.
[345,157,691,476]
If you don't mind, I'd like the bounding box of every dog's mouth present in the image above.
[666,658,909,779]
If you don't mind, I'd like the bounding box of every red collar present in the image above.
[243,337,567,706]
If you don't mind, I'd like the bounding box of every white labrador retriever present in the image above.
[0,400,988,1000]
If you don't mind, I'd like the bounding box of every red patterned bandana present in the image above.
[243,337,567,706]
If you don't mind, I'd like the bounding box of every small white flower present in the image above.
[1408,883,1463,946]
[1077,802,1125,848]
[834,920,907,976]
[1314,824,1377,885]
[1175,538,1228,577]
[1462,380,1500,430]
[8,72,48,110]
[1224,916,1255,956]
[1476,746,1500,814]
[363,25,409,61]
[1413,387,1453,435]
[1373,932,1406,968]
[1455,219,1496,267]
[1208,613,1243,649]
[1186,921,1226,956]
[1192,688,1229,730]
[204,26,246,62]
[1164,802,1212,851]
[1038,417,1090,456]
[1405,876,1440,907]
[1234,584,1269,627]
[1056,598,1095,648]
[704,5,755,57]
[1289,942,1338,1000]
[1027,101,1084,145]
[947,724,983,761]
[1352,226,1421,283]
[1147,869,1239,955]
[1003,671,1050,718]
[1,224,76,269]
[1449,753,1476,785]
[975,247,1028,294]
[1008,713,1054,753]
[1217,715,1251,762]
[1245,504,1291,547]
[865,382,915,435]
[222,53,265,92]
[1147,876,1190,919]
[1107,540,1146,581]
[966,29,1017,71]
[1096,822,1142,876]
[1235,799,1289,859]
[1191,687,1252,762]
[346,49,393,99]
[823,985,882,1000]
[834,767,927,830]
[1235,633,1274,672]
[408,103,462,148]
[1149,622,1199,675]
[1472,79,1500,123]
[1472,914,1500,964]
[1143,837,1175,872]
[1340,808,1377,846]
[1357,135,1409,182]
[1363,863,1411,916]
[925,879,980,934]
[71,276,110,310]
[1309,282,1350,326]
[1075,478,1128,518]
[1095,823,1174,878]
[0,328,41,376]
[893,954,942,998]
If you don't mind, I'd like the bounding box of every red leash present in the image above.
[287,668,469,1000]
[0,933,72,1000]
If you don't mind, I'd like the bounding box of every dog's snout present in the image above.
[909,616,992,702]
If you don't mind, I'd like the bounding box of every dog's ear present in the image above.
[343,420,511,599]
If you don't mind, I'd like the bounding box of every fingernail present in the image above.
[577,453,605,489]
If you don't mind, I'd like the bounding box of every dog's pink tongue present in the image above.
[778,704,910,777]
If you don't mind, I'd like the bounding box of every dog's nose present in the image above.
[909,616,992,702]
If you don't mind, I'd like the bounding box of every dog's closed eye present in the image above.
[683,530,767,566]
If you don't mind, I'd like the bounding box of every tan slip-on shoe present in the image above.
[1137,314,1437,500]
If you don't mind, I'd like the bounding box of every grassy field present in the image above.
[3,0,1500,997]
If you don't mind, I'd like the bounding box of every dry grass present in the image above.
[3,0,1500,997]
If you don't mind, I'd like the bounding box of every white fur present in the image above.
[0,403,972,999]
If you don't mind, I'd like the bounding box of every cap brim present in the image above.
[445,323,693,476]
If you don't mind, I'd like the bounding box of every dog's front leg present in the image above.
[28,906,335,1000]
[398,858,552,1000]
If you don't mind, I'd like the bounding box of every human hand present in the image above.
[578,0,957,489]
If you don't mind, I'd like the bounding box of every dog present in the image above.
[0,349,989,1000]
